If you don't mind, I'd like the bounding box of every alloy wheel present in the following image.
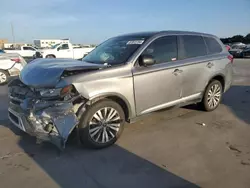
[0,72,7,83]
[88,107,121,144]
[207,84,221,109]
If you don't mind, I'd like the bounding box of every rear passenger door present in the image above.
[178,35,212,98]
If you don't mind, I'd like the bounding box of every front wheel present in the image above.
[46,55,55,58]
[78,99,125,149]
[0,70,9,85]
[201,80,223,111]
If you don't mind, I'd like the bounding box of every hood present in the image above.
[20,58,105,88]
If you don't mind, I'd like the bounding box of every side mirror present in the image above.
[139,54,155,66]
[57,48,60,51]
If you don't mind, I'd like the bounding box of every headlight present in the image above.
[39,85,73,98]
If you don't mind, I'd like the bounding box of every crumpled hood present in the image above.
[20,58,105,88]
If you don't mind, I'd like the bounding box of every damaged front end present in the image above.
[8,79,85,150]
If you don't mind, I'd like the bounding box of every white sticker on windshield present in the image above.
[127,40,144,45]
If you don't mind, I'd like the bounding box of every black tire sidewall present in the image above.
[78,99,125,149]
[46,55,55,58]
[0,70,9,85]
[202,80,222,111]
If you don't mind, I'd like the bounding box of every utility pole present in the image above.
[11,22,15,45]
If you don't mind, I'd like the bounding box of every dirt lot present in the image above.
[0,59,250,188]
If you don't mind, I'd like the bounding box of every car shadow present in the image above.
[15,135,200,188]
[0,118,200,188]
[222,85,250,125]
[0,85,199,188]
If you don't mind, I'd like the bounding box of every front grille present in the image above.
[8,79,37,105]
[9,112,19,125]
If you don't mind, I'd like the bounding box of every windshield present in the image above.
[51,43,61,49]
[82,36,148,65]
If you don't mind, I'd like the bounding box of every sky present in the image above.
[0,0,250,44]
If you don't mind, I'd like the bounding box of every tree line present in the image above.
[221,33,250,44]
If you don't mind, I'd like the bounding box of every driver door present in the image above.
[132,36,182,115]
[57,44,73,58]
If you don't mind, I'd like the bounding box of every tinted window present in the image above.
[204,37,222,54]
[59,44,69,50]
[141,36,177,64]
[23,47,35,51]
[180,35,207,59]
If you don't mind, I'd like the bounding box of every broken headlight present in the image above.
[39,85,73,98]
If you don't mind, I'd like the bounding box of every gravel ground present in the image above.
[0,59,249,188]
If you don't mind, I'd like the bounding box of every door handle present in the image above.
[207,62,214,68]
[172,69,183,75]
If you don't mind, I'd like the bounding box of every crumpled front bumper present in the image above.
[8,80,80,150]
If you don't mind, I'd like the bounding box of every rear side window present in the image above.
[180,35,207,59]
[204,37,222,54]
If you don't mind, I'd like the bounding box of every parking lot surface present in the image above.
[0,59,250,188]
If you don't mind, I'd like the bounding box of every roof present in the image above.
[116,30,216,38]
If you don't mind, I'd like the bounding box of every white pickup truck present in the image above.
[4,46,37,58]
[35,43,95,59]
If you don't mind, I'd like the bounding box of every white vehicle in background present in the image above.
[0,53,27,84]
[4,46,37,58]
[35,42,95,59]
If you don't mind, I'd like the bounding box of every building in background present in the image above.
[4,43,33,48]
[34,39,70,48]
[0,39,8,49]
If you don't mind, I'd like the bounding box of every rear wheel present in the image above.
[0,70,9,85]
[46,54,55,58]
[78,99,125,149]
[201,80,222,111]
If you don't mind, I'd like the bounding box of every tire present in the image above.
[0,70,10,85]
[201,80,223,111]
[46,54,55,58]
[78,99,125,149]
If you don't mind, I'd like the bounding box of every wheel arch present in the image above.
[88,93,131,121]
[46,54,56,58]
[206,74,225,92]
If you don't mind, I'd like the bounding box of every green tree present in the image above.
[245,33,250,43]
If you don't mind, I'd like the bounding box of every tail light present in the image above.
[227,55,233,63]
[10,58,21,63]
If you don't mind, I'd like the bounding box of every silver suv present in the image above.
[8,31,233,150]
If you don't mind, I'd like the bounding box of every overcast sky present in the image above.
[0,0,250,44]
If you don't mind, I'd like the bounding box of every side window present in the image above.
[59,44,69,50]
[204,37,222,54]
[141,36,177,64]
[180,35,207,59]
[23,47,35,51]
